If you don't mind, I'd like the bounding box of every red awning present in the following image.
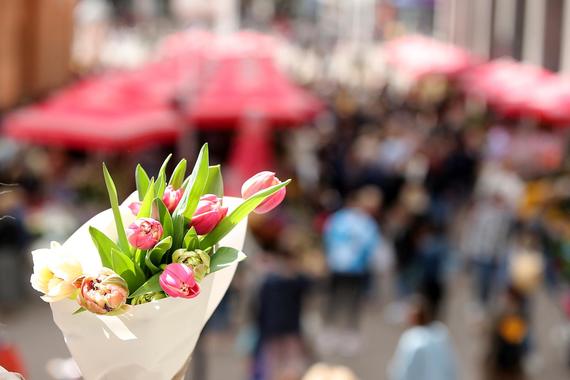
[3,29,323,150]
[187,56,323,128]
[462,59,570,126]
[525,76,570,125]
[2,69,183,151]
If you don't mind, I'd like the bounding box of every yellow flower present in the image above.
[30,242,83,302]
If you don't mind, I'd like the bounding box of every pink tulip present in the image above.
[128,201,142,215]
[77,268,128,314]
[241,171,286,214]
[163,185,184,213]
[189,194,228,235]
[159,263,200,298]
[127,218,163,250]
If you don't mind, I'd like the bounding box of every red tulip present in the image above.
[241,171,286,214]
[162,185,184,213]
[127,218,163,250]
[159,263,200,298]
[128,201,142,216]
[189,194,228,235]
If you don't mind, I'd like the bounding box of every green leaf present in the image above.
[145,237,173,274]
[210,247,247,273]
[158,154,172,179]
[143,253,159,273]
[102,164,130,255]
[134,248,145,273]
[73,307,86,315]
[155,154,172,198]
[135,165,150,202]
[137,179,155,219]
[203,165,224,197]
[181,174,191,189]
[129,273,162,299]
[155,198,173,238]
[89,226,120,268]
[172,214,186,249]
[110,248,146,293]
[199,179,290,249]
[183,227,200,250]
[169,159,187,189]
[155,174,167,200]
[175,144,210,219]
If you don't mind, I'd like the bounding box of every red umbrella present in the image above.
[525,76,570,125]
[2,71,182,151]
[461,59,553,118]
[187,56,323,128]
[385,35,474,80]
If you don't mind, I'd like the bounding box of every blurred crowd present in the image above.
[3,72,569,380]
[245,73,570,379]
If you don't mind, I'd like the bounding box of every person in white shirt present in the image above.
[389,295,458,380]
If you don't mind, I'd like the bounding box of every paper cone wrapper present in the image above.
[50,196,247,380]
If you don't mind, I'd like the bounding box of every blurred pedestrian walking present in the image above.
[463,193,513,309]
[321,186,382,355]
[417,218,449,317]
[388,294,458,380]
[251,247,312,380]
[485,286,530,380]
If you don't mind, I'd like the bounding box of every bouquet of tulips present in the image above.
[30,144,289,379]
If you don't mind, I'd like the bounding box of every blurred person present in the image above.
[388,294,458,380]
[321,186,382,355]
[251,246,312,380]
[416,219,449,318]
[0,188,30,313]
[423,131,454,227]
[424,129,477,227]
[476,160,524,212]
[462,193,514,309]
[485,286,530,380]
[507,226,544,296]
[391,210,424,300]
[302,363,358,380]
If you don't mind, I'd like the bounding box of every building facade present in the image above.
[437,0,570,72]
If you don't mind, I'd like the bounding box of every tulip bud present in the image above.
[131,291,167,305]
[128,201,142,216]
[127,218,163,250]
[189,194,228,235]
[172,248,210,282]
[162,185,184,213]
[77,268,128,314]
[159,263,200,298]
[241,171,286,214]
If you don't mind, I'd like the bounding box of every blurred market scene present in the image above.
[2,0,570,379]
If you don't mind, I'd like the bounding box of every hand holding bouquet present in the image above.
[30,144,289,379]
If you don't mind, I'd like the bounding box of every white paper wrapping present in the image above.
[50,196,247,380]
